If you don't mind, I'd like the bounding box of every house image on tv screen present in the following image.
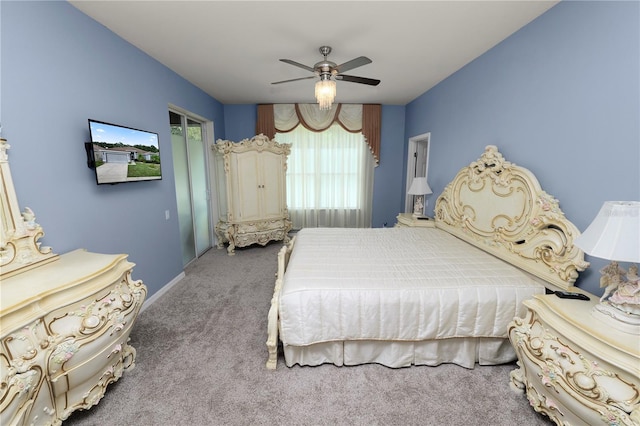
[88,120,162,184]
[93,145,157,163]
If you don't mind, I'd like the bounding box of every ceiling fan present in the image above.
[272,46,380,88]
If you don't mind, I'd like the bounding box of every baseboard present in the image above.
[140,271,185,313]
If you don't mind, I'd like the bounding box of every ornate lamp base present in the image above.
[592,302,640,335]
[412,195,424,217]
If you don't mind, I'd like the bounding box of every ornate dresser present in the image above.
[508,292,640,425]
[213,134,291,255]
[0,138,147,425]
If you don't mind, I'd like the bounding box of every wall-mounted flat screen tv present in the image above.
[86,119,162,185]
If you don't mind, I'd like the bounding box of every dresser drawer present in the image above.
[236,218,289,234]
[235,228,288,247]
[46,274,143,377]
[52,333,137,420]
[49,324,135,397]
[509,297,640,426]
[516,345,619,425]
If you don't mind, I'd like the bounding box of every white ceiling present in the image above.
[69,1,558,106]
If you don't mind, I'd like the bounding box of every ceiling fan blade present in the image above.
[279,59,315,73]
[335,56,372,73]
[336,74,381,86]
[271,76,316,85]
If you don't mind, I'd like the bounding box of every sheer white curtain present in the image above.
[276,123,374,229]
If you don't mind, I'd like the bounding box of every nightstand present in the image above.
[508,292,640,426]
[395,213,435,228]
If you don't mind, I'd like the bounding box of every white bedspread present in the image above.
[279,227,545,346]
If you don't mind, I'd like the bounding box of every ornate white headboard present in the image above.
[434,145,589,291]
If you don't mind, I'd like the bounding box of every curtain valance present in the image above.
[256,103,381,164]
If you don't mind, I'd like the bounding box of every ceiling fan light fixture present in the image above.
[315,75,336,110]
[275,46,379,109]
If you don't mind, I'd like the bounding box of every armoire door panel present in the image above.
[260,151,286,219]
[233,152,261,220]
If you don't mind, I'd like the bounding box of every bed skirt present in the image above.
[282,337,516,369]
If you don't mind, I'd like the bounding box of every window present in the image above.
[276,123,374,229]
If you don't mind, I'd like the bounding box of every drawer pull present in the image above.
[110,343,122,357]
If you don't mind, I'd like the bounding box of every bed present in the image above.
[266,145,589,369]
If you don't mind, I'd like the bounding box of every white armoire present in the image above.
[213,134,292,255]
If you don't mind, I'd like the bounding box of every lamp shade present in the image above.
[574,201,640,263]
[315,76,336,110]
[407,177,432,196]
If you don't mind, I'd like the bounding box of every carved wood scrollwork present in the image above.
[0,318,57,424]
[0,139,58,278]
[509,308,640,426]
[435,145,589,291]
[215,133,291,156]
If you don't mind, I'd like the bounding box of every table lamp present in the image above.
[407,177,432,218]
[574,201,640,334]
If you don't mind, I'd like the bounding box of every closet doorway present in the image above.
[405,133,431,213]
[169,109,213,267]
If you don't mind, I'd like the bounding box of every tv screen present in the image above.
[87,119,162,185]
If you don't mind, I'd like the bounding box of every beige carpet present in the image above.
[65,241,552,426]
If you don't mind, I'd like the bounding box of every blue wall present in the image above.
[223,104,257,142]
[375,105,407,227]
[3,1,637,299]
[405,1,640,295]
[2,1,224,297]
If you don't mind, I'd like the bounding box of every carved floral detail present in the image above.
[0,138,10,161]
[4,319,55,371]
[111,314,126,335]
[50,340,80,371]
[62,281,139,338]
[540,364,559,388]
[8,369,37,394]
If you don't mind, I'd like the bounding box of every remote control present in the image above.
[554,291,590,301]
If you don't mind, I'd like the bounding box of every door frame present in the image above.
[404,132,431,213]
[168,104,215,263]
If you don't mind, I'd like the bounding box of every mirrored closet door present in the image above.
[169,110,212,266]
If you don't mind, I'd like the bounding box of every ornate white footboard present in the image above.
[266,236,296,369]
